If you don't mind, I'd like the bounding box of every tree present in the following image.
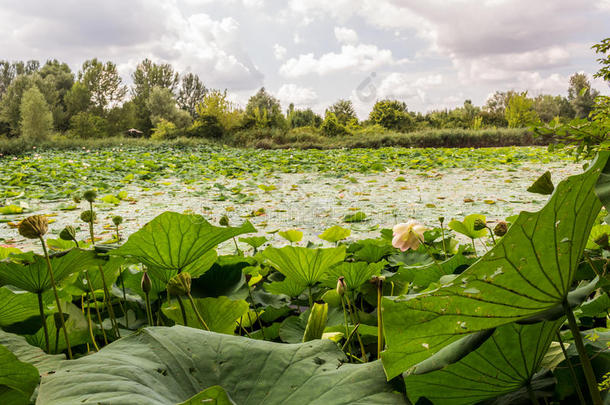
[146,86,191,129]
[505,92,540,128]
[68,112,109,138]
[368,99,413,131]
[195,89,242,133]
[64,81,91,117]
[20,86,53,142]
[131,59,180,133]
[39,60,74,130]
[288,107,322,128]
[568,73,600,119]
[327,99,357,126]
[79,59,127,113]
[533,95,563,123]
[244,87,285,128]
[321,111,349,137]
[177,72,207,117]
[593,38,610,82]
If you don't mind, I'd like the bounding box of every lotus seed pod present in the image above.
[594,233,609,248]
[167,272,192,296]
[83,190,97,203]
[141,272,152,294]
[18,215,49,239]
[473,218,487,231]
[80,210,97,223]
[59,225,76,241]
[336,276,346,297]
[493,221,508,237]
[112,216,123,226]
[438,216,445,224]
[219,214,230,227]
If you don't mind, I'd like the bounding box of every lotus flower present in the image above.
[392,220,426,251]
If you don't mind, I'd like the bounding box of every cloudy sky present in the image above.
[1,0,609,118]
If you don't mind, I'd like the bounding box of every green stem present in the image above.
[232,237,241,255]
[471,238,477,256]
[526,382,541,405]
[119,268,128,329]
[487,227,496,245]
[563,299,602,405]
[176,296,188,326]
[85,293,99,352]
[84,270,108,345]
[340,322,361,353]
[376,279,384,359]
[39,236,72,359]
[345,294,367,362]
[308,285,314,308]
[37,292,50,353]
[439,219,447,258]
[340,296,355,359]
[556,331,586,405]
[186,292,209,331]
[97,264,120,338]
[247,284,265,340]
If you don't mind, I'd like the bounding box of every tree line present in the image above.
[0,57,602,142]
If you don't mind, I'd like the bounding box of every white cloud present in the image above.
[334,27,358,44]
[280,44,406,77]
[276,83,318,106]
[273,44,287,60]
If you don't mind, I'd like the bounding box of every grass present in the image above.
[0,127,550,155]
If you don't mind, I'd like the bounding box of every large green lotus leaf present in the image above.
[37,326,406,405]
[393,251,476,291]
[265,278,307,298]
[405,320,562,405]
[0,287,41,327]
[0,344,40,405]
[162,296,249,334]
[322,261,384,291]
[382,151,610,378]
[261,246,346,286]
[178,386,236,405]
[112,212,255,272]
[0,249,100,293]
[69,256,125,294]
[0,329,65,376]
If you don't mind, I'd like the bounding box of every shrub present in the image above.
[321,112,350,137]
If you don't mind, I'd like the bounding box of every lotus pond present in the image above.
[0,146,609,405]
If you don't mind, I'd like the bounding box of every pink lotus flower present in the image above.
[392,220,427,251]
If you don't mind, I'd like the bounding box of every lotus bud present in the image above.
[493,221,508,237]
[336,276,346,296]
[59,225,77,242]
[141,272,152,294]
[473,218,487,231]
[112,216,123,226]
[18,215,49,239]
[594,233,609,248]
[80,210,97,223]
[167,272,192,296]
[219,214,230,227]
[438,216,445,225]
[83,190,97,203]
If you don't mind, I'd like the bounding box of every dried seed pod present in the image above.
[167,272,192,296]
[18,215,49,239]
[493,221,508,237]
[473,218,487,231]
[219,214,230,227]
[112,216,123,226]
[59,225,77,242]
[80,210,97,223]
[83,190,97,203]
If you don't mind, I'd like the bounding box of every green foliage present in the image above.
[78,59,126,113]
[262,246,346,286]
[369,99,414,132]
[68,111,109,138]
[321,112,350,137]
[288,107,322,128]
[195,90,242,134]
[243,87,285,129]
[505,91,540,128]
[0,344,40,405]
[177,72,207,117]
[327,99,357,126]
[20,86,53,142]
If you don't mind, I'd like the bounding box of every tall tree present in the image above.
[327,99,357,126]
[20,86,53,142]
[568,73,600,119]
[505,91,540,128]
[131,59,180,133]
[177,72,207,117]
[79,59,127,114]
[243,87,285,128]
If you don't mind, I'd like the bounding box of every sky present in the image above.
[1,0,609,119]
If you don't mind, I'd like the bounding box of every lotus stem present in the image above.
[176,296,188,326]
[308,285,314,308]
[37,292,50,353]
[39,236,72,359]
[526,382,540,405]
[486,226,497,245]
[186,292,209,331]
[97,264,120,338]
[340,295,356,360]
[247,284,265,339]
[563,299,602,405]
[439,217,448,258]
[85,293,99,352]
[119,268,128,329]
[376,278,384,359]
[556,331,586,405]
[345,293,367,362]
[341,322,361,352]
[471,238,477,256]
[84,270,108,345]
